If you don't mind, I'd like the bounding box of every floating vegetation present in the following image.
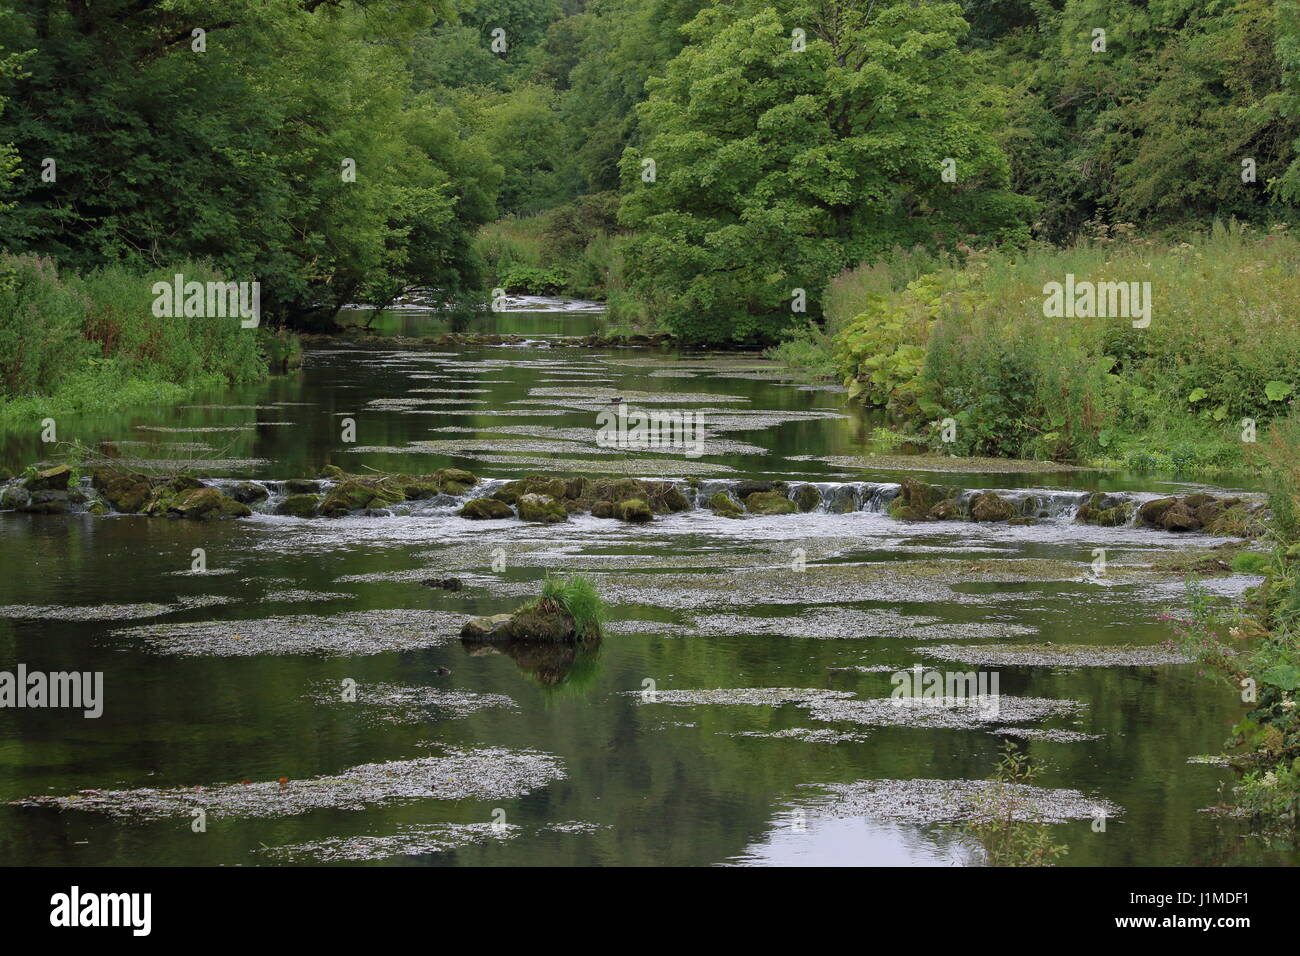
[731,727,870,743]
[259,823,520,862]
[920,643,1194,668]
[801,694,1081,732]
[309,681,517,723]
[11,748,565,821]
[992,727,1102,742]
[629,687,855,708]
[793,778,1119,825]
[261,589,353,603]
[0,595,233,621]
[113,609,463,656]
[542,820,610,834]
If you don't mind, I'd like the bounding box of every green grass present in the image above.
[539,573,608,640]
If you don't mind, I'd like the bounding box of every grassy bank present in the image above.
[0,255,280,433]
[772,224,1300,474]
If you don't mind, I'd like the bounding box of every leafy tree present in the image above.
[618,0,1033,344]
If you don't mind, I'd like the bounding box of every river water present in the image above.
[0,301,1291,866]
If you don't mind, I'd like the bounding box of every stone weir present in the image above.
[0,466,1268,537]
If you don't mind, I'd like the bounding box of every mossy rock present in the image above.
[734,479,783,498]
[1007,516,1037,526]
[87,500,110,516]
[745,491,798,515]
[795,484,822,512]
[229,482,269,505]
[970,491,1015,522]
[707,492,744,518]
[461,601,583,644]
[659,484,691,513]
[614,498,653,523]
[319,480,376,517]
[460,613,515,640]
[564,476,593,500]
[500,603,577,643]
[170,487,252,520]
[400,479,442,500]
[283,478,321,494]
[1137,497,1178,527]
[434,468,477,495]
[517,493,568,523]
[24,465,72,492]
[928,498,962,521]
[91,468,152,513]
[1159,503,1201,532]
[142,476,207,516]
[888,478,944,521]
[318,464,347,480]
[459,497,514,520]
[494,475,566,505]
[276,493,321,517]
[591,500,615,519]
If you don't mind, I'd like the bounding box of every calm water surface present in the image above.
[0,303,1290,866]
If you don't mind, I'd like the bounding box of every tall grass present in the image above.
[0,255,267,431]
[539,573,607,640]
[830,223,1300,469]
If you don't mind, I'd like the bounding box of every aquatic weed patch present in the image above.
[919,643,1194,668]
[0,595,233,622]
[793,778,1119,826]
[308,681,517,724]
[10,748,565,821]
[113,609,464,657]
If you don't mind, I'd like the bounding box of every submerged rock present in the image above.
[421,577,465,591]
[459,497,514,520]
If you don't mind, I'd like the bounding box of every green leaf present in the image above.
[1258,665,1300,691]
[1187,387,1208,403]
[1264,381,1293,402]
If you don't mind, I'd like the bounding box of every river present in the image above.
[0,300,1290,866]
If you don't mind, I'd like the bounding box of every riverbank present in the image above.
[767,226,1300,478]
[1165,405,1300,831]
[0,255,292,435]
